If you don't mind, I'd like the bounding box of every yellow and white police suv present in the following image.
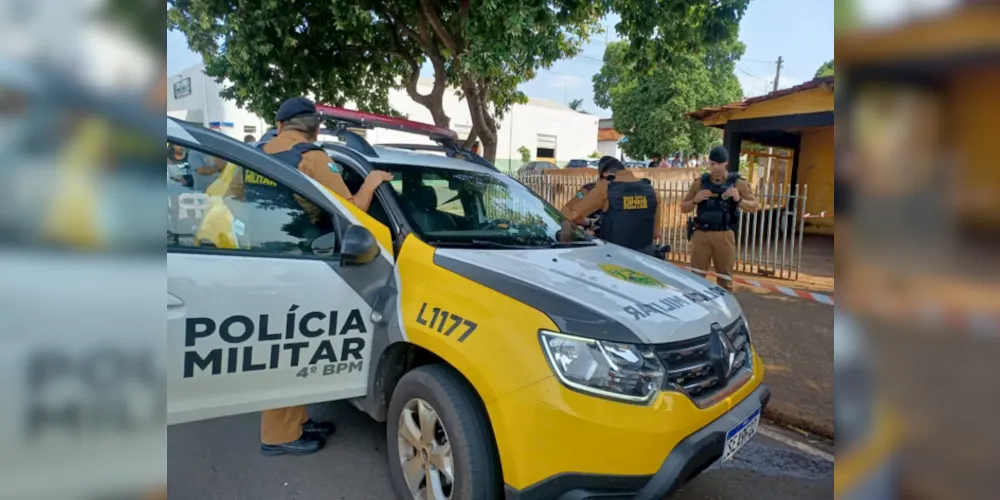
[167,107,770,500]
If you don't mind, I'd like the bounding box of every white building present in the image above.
[167,64,599,171]
[596,118,644,163]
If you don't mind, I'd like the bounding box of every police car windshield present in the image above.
[379,164,591,248]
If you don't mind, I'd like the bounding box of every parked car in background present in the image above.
[517,161,559,176]
[625,161,646,169]
[566,159,594,169]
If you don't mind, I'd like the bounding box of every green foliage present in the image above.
[517,145,532,163]
[167,0,603,161]
[612,0,752,70]
[569,98,584,111]
[587,151,602,158]
[167,0,749,162]
[815,59,834,78]
[593,39,744,160]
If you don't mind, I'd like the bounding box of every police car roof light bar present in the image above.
[315,105,459,142]
[318,127,378,157]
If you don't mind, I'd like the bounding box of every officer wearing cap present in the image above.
[561,156,662,256]
[258,97,392,212]
[247,98,392,458]
[561,156,620,235]
[680,146,759,290]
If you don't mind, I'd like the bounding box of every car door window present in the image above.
[167,141,339,257]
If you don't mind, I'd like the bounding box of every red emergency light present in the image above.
[315,105,458,142]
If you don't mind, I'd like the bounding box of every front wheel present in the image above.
[386,364,502,500]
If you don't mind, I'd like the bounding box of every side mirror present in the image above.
[340,224,379,267]
[310,232,338,258]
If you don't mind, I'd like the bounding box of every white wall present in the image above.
[370,79,599,167]
[598,140,619,158]
[166,65,269,141]
[166,67,599,163]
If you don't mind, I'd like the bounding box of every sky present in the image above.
[167,0,834,118]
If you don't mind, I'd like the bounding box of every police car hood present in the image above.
[433,244,744,344]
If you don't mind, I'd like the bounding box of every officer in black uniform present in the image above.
[562,157,662,256]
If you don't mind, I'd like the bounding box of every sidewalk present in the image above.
[695,269,834,439]
[737,285,833,438]
[667,234,835,438]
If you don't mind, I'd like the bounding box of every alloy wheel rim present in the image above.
[398,398,454,500]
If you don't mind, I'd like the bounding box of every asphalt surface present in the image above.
[168,401,833,500]
[719,282,834,439]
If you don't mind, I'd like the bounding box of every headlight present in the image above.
[539,330,666,404]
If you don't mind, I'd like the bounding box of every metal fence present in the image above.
[517,174,810,280]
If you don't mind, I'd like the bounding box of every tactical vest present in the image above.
[244,142,323,209]
[600,178,657,251]
[694,172,740,231]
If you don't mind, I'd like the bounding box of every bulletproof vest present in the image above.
[695,172,740,231]
[243,142,323,209]
[600,178,657,251]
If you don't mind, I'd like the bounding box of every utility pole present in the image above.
[765,56,783,202]
[773,56,783,92]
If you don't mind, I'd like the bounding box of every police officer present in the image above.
[561,156,619,235]
[561,157,662,256]
[252,97,393,457]
[680,146,759,291]
[261,97,392,211]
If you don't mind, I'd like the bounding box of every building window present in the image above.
[243,125,257,134]
[536,134,557,159]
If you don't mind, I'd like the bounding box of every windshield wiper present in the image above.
[429,240,532,249]
[547,240,597,248]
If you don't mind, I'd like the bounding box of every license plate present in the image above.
[722,406,761,462]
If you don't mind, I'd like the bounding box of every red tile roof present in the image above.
[598,128,624,141]
[686,75,834,121]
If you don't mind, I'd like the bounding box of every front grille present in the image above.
[653,318,752,405]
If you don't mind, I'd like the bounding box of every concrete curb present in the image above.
[763,406,834,441]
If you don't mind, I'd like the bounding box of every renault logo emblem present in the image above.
[709,323,737,385]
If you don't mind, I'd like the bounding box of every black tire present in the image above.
[386,364,502,500]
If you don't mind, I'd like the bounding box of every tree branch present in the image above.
[461,127,479,150]
[452,0,472,36]
[418,0,460,55]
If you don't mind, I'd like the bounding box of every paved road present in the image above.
[168,401,833,500]
[732,286,834,438]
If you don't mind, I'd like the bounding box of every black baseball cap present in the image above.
[275,97,317,122]
[709,146,729,164]
[598,156,625,176]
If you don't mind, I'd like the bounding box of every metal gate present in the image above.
[516,173,810,281]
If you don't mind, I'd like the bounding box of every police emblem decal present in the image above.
[598,264,666,288]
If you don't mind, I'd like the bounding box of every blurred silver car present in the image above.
[517,160,559,175]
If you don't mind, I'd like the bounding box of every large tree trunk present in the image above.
[461,77,500,163]
[389,12,452,129]
[400,57,450,129]
[479,123,498,163]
